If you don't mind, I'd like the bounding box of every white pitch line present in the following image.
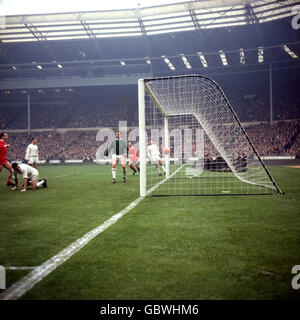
[46,174,75,179]
[0,165,184,301]
[6,266,37,271]
[147,165,184,194]
[46,171,113,179]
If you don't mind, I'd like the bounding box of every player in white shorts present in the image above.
[25,137,39,168]
[104,131,128,183]
[11,163,47,192]
[147,139,166,176]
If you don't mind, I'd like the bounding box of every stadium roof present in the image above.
[0,0,299,84]
[0,0,298,42]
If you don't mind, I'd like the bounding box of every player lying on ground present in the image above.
[25,137,39,168]
[128,142,140,175]
[0,132,13,186]
[11,163,47,192]
[104,130,128,183]
[147,139,166,176]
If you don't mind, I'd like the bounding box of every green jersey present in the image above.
[105,139,128,156]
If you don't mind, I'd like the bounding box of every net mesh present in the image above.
[141,75,282,196]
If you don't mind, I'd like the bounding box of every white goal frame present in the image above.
[138,75,283,197]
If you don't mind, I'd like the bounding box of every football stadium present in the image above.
[0,0,300,308]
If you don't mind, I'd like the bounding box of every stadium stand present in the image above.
[1,79,300,161]
[4,120,300,161]
[0,86,138,129]
[1,84,299,129]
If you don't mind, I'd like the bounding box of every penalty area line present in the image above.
[0,165,184,301]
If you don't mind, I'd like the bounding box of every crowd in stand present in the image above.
[2,98,300,129]
[288,134,300,156]
[245,121,300,156]
[0,103,138,130]
[1,84,300,160]
[1,86,299,130]
[4,120,300,162]
[0,86,138,130]
[229,95,300,123]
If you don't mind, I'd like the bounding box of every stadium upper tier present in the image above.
[0,1,299,81]
[0,0,298,42]
[1,80,300,129]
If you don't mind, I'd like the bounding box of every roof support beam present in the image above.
[189,9,200,30]
[23,21,58,62]
[245,3,259,25]
[137,13,153,73]
[80,19,97,40]
[244,3,264,48]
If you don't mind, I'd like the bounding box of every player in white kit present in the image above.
[147,139,166,176]
[11,163,47,192]
[25,137,39,168]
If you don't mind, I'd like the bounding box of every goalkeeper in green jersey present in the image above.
[104,130,128,183]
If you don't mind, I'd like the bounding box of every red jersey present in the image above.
[129,146,138,162]
[0,139,8,163]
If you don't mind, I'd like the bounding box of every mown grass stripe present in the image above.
[0,165,184,300]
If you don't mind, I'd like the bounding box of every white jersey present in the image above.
[25,143,39,159]
[147,144,160,159]
[14,163,39,180]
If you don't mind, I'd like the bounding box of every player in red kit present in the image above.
[0,132,13,186]
[128,142,140,175]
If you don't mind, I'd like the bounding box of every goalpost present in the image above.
[138,75,283,197]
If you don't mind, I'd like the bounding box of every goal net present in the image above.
[138,75,283,197]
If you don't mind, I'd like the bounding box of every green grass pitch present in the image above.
[0,164,299,300]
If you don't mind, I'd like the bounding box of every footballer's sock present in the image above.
[161,165,166,173]
[156,167,161,174]
[6,179,14,186]
[122,167,126,178]
[112,168,116,180]
[130,165,136,173]
[37,180,45,188]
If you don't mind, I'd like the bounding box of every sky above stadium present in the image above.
[0,0,187,15]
